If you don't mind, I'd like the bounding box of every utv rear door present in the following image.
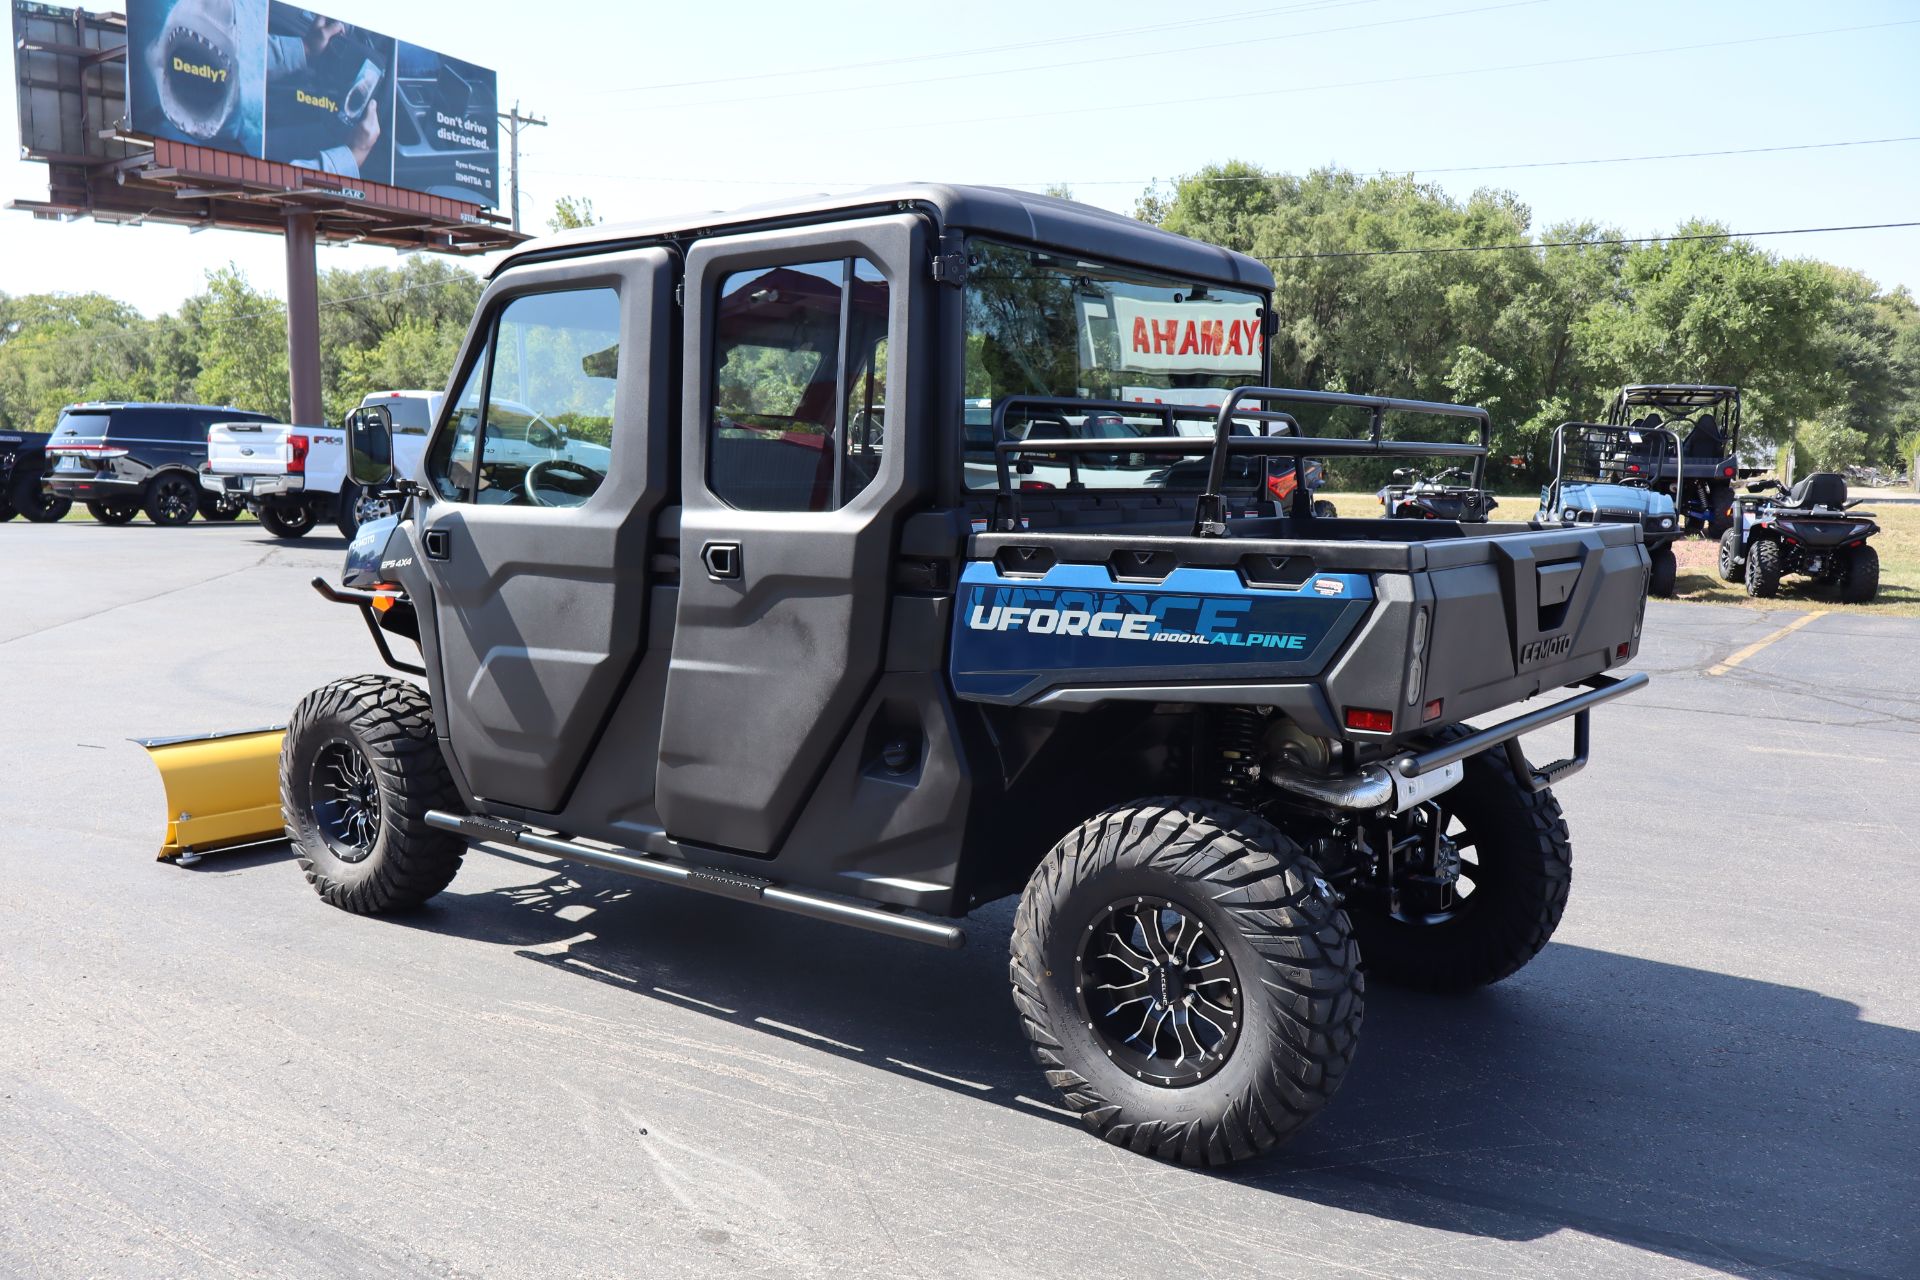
[413,248,675,813]
[656,215,927,855]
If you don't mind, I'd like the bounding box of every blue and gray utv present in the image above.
[1536,421,1682,597]
[285,185,1651,1167]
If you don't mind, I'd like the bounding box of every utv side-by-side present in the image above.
[1718,472,1881,601]
[285,185,1650,1166]
[1604,384,1743,537]
[1536,421,1683,597]
[1379,465,1498,522]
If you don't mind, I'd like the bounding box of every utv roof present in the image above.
[492,183,1275,292]
[1614,385,1740,407]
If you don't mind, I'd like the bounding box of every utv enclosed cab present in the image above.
[1604,384,1742,536]
[298,185,1650,1167]
[1537,421,1683,596]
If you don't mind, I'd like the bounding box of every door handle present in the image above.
[424,529,451,560]
[701,541,742,581]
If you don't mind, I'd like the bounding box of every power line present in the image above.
[520,133,1920,191]
[594,0,1381,95]
[886,17,1920,134]
[1258,220,1920,261]
[629,0,1547,114]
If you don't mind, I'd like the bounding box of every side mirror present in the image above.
[348,405,395,488]
[1391,468,1411,483]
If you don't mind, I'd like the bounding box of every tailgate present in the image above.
[1414,523,1646,724]
[207,422,293,475]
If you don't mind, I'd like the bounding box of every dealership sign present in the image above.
[125,0,500,207]
[1109,296,1264,374]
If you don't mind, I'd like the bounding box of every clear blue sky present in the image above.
[4,0,1917,314]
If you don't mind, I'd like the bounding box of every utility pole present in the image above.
[497,102,548,234]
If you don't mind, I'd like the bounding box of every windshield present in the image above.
[962,240,1267,492]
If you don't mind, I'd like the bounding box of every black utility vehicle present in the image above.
[0,429,73,522]
[283,186,1649,1166]
[1536,421,1683,597]
[1605,384,1743,536]
[1718,473,1880,601]
[1379,465,1497,521]
[42,402,272,525]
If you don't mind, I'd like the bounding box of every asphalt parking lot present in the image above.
[1,521,1915,1279]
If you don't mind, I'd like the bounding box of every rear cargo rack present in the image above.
[986,386,1490,537]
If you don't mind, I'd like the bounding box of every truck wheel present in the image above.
[258,502,316,539]
[1717,528,1745,582]
[1346,725,1572,992]
[1648,543,1677,598]
[86,500,138,525]
[336,480,393,538]
[1745,538,1782,598]
[143,474,200,526]
[283,675,466,915]
[1705,482,1735,539]
[1009,797,1363,1166]
[1841,545,1880,604]
[0,492,14,521]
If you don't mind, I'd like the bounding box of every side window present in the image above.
[709,257,891,512]
[478,290,621,507]
[428,344,488,501]
[424,286,622,508]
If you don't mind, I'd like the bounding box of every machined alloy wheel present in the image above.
[1076,896,1242,1087]
[283,675,466,914]
[1718,528,1745,582]
[1011,797,1363,1165]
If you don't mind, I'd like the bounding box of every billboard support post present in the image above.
[284,209,323,426]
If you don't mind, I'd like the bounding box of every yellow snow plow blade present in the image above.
[137,727,287,862]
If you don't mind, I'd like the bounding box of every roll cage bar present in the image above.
[987,386,1491,537]
[1605,384,1742,441]
[1543,421,1683,511]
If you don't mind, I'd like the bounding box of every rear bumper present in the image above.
[44,477,139,499]
[1398,672,1646,792]
[202,472,304,499]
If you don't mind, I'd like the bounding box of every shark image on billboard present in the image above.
[262,2,396,184]
[123,0,500,207]
[126,0,268,157]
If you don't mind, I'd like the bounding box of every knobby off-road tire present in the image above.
[1010,797,1363,1166]
[283,675,466,914]
[1648,543,1678,598]
[1745,538,1783,598]
[1841,545,1880,604]
[1717,527,1745,582]
[1346,725,1572,993]
[1313,499,1339,520]
[258,502,316,539]
[87,500,137,525]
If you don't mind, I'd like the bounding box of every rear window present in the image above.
[52,411,113,439]
[367,396,435,434]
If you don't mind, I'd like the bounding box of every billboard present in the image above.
[125,1,499,206]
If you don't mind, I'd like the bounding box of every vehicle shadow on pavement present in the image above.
[399,856,1918,1280]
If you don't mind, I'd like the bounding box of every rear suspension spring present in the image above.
[1211,707,1265,806]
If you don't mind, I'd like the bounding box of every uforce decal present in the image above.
[967,595,1308,650]
[1520,634,1574,664]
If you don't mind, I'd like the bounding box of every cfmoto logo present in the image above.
[1520,634,1574,664]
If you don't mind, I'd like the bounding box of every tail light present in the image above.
[1018,480,1054,491]
[1723,465,1736,478]
[288,434,309,475]
[1344,707,1393,733]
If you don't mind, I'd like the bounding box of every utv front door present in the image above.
[414,248,675,813]
[656,215,926,855]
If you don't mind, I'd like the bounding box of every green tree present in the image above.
[549,195,600,232]
[191,266,290,418]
